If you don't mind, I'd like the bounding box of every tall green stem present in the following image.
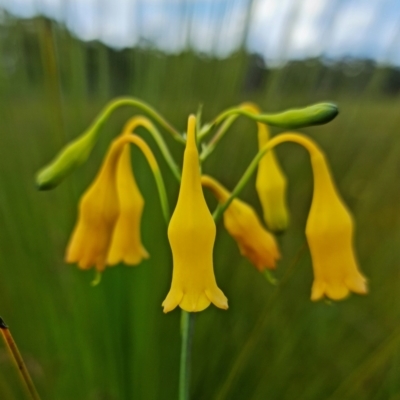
[179,311,195,400]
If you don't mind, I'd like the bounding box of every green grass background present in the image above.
[0,14,400,400]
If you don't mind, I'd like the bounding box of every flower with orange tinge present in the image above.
[65,138,123,272]
[162,116,228,313]
[201,175,280,272]
[306,150,368,301]
[107,144,149,266]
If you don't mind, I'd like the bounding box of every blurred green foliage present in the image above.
[0,13,400,400]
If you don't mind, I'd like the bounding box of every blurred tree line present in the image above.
[1,13,400,106]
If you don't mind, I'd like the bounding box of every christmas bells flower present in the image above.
[239,103,289,233]
[255,121,289,233]
[306,150,367,301]
[162,116,228,313]
[107,144,149,266]
[265,133,368,301]
[66,134,149,271]
[201,175,280,271]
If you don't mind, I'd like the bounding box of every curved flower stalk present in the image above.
[163,116,228,313]
[120,115,181,181]
[266,133,368,301]
[36,98,183,191]
[201,175,280,271]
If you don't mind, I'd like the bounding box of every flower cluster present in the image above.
[36,98,367,313]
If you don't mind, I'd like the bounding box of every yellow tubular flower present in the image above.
[201,175,280,271]
[65,138,123,272]
[255,122,289,233]
[242,103,289,232]
[266,133,367,301]
[306,151,367,301]
[163,116,228,313]
[107,144,149,266]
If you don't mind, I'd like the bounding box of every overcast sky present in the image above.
[1,0,400,65]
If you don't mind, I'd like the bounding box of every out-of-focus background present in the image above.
[0,0,400,399]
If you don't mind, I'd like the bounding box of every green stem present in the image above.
[153,169,170,222]
[212,132,315,222]
[120,135,170,222]
[212,144,268,222]
[145,123,181,182]
[200,114,238,161]
[87,97,185,144]
[0,318,41,400]
[179,311,195,400]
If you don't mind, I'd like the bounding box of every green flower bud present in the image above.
[258,103,338,129]
[36,131,96,190]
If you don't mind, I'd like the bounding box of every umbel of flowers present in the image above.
[36,98,367,304]
[36,98,367,400]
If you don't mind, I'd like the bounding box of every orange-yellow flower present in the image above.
[107,144,149,266]
[201,175,280,271]
[306,151,368,301]
[65,139,123,271]
[162,116,228,313]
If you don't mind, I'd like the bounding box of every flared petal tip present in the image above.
[107,247,150,267]
[162,291,184,314]
[205,288,229,310]
[311,276,368,302]
[162,288,228,313]
[345,274,368,295]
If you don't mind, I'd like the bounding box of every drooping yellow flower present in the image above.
[163,116,228,313]
[65,138,123,272]
[201,175,280,271]
[265,133,367,301]
[107,144,149,266]
[255,121,289,233]
[306,151,367,301]
[240,103,289,233]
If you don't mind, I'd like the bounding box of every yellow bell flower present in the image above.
[201,175,280,271]
[163,116,228,313]
[265,133,367,301]
[240,103,289,233]
[255,122,289,233]
[306,151,367,301]
[65,138,123,272]
[107,144,149,266]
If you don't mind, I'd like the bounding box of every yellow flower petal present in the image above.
[107,144,149,266]
[163,116,228,313]
[201,175,280,271]
[240,103,289,233]
[65,139,123,271]
[306,152,367,301]
[256,122,289,233]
